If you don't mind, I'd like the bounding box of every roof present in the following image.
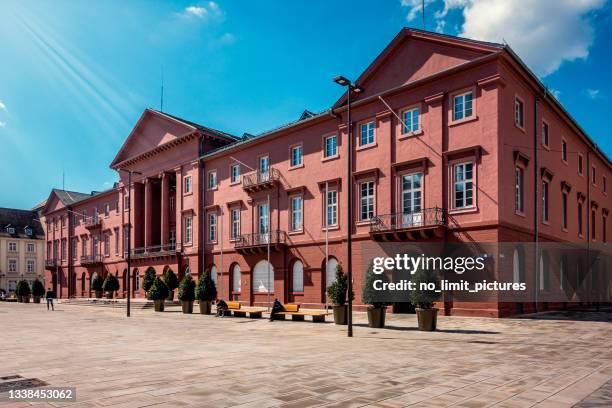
[151,110,240,141]
[52,189,93,206]
[0,207,44,238]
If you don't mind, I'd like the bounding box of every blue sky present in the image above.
[1,0,611,209]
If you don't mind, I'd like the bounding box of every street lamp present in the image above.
[119,169,142,317]
[333,75,363,338]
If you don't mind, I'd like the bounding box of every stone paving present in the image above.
[0,302,611,408]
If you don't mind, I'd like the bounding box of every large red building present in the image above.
[42,29,611,317]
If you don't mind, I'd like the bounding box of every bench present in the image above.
[274,304,327,323]
[226,301,264,318]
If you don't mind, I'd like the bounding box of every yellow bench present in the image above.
[226,301,264,318]
[275,304,327,323]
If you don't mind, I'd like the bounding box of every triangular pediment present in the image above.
[334,29,502,106]
[42,192,66,215]
[110,109,196,168]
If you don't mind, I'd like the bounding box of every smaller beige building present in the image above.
[0,207,45,295]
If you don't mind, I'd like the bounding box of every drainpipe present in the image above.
[533,97,539,314]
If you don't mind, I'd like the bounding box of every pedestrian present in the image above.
[45,287,55,311]
[215,299,228,317]
[269,298,283,321]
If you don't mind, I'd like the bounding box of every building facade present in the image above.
[42,29,611,316]
[0,208,45,295]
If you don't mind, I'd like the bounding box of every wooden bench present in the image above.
[226,301,264,318]
[274,304,327,323]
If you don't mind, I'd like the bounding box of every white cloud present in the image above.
[0,100,5,110]
[586,88,601,99]
[185,6,207,18]
[0,121,6,128]
[180,2,224,21]
[436,0,606,77]
[549,88,562,99]
[401,0,436,22]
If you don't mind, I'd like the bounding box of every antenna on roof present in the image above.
[160,66,164,113]
[422,0,425,30]
[62,170,65,191]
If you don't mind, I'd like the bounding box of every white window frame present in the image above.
[184,175,193,194]
[104,234,110,257]
[453,162,475,210]
[208,170,218,190]
[359,181,375,221]
[290,145,303,168]
[184,215,193,244]
[326,189,338,227]
[542,180,549,222]
[561,140,568,162]
[26,243,35,253]
[8,241,17,252]
[290,195,303,232]
[515,97,525,129]
[230,208,240,240]
[26,259,35,274]
[515,166,524,214]
[453,91,473,121]
[323,135,337,158]
[8,259,17,273]
[401,107,420,134]
[258,203,269,234]
[542,120,549,147]
[230,164,241,184]
[104,203,110,217]
[208,212,217,243]
[359,121,375,147]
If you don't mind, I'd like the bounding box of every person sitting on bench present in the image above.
[215,299,228,317]
[269,298,284,321]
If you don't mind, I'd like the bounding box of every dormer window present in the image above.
[6,226,15,234]
[25,227,33,236]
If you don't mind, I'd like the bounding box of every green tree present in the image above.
[142,267,156,293]
[409,268,441,309]
[102,274,120,293]
[91,274,104,291]
[15,280,31,297]
[32,279,45,297]
[326,265,354,306]
[147,277,169,300]
[361,262,392,308]
[163,268,179,292]
[196,270,217,301]
[178,274,196,301]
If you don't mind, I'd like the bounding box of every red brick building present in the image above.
[42,29,611,317]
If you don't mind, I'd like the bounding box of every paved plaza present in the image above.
[1,302,611,408]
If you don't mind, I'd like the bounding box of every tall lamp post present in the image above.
[333,75,363,338]
[119,169,142,317]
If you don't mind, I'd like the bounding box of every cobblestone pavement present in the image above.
[1,302,611,407]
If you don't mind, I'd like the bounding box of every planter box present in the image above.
[367,307,386,328]
[332,305,347,325]
[416,308,438,331]
[181,301,193,314]
[199,301,212,315]
[154,299,165,312]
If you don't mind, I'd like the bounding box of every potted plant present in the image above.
[327,265,354,325]
[196,270,217,314]
[163,268,179,301]
[362,263,392,328]
[32,279,45,303]
[178,274,195,313]
[102,274,120,299]
[147,277,169,312]
[16,280,31,303]
[142,267,156,296]
[409,268,442,331]
[91,274,104,298]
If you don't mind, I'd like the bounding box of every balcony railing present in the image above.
[370,207,447,235]
[80,254,103,265]
[84,217,102,229]
[130,243,178,259]
[242,168,280,192]
[45,259,58,269]
[235,230,287,252]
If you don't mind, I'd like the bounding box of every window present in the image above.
[72,238,78,260]
[73,213,79,225]
[258,203,269,234]
[562,192,568,229]
[184,175,192,194]
[592,209,596,240]
[401,173,423,215]
[82,238,87,257]
[114,228,119,254]
[8,259,17,273]
[230,209,240,240]
[93,207,99,222]
[290,145,303,167]
[453,163,474,209]
[542,121,549,146]
[92,237,98,257]
[515,167,524,213]
[578,154,583,175]
[453,92,473,121]
[592,166,596,185]
[184,216,193,244]
[359,121,375,146]
[104,203,110,217]
[26,243,35,253]
[259,156,270,182]
[515,98,524,128]
[208,171,217,189]
[116,201,120,214]
[124,195,130,211]
[61,239,67,260]
[402,107,420,134]
[25,227,33,236]
[542,180,549,222]
[26,260,35,274]
[169,196,175,212]
[359,181,375,221]
[8,242,17,252]
[230,164,240,183]
[292,260,304,293]
[578,201,583,236]
[170,230,176,246]
[232,264,241,293]
[124,229,129,253]
[208,213,217,242]
[253,260,273,293]
[290,196,303,231]
[324,135,337,158]
[326,190,338,227]
[562,140,567,162]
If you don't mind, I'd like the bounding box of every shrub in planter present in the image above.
[32,279,45,303]
[142,267,156,295]
[196,270,217,314]
[16,280,31,303]
[91,274,104,298]
[362,263,392,328]
[102,274,120,299]
[326,265,354,325]
[147,277,169,312]
[178,274,196,314]
[409,268,442,331]
[163,268,179,301]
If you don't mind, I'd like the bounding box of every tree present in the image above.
[102,274,120,293]
[178,274,196,301]
[15,280,31,297]
[196,270,217,302]
[326,264,354,306]
[147,277,169,300]
[409,268,441,309]
[361,262,392,308]
[163,268,179,292]
[32,279,45,297]
[91,274,104,292]
[142,267,156,293]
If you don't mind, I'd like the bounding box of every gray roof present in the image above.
[151,110,240,141]
[52,189,93,206]
[0,207,44,238]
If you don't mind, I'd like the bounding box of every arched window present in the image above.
[211,265,218,285]
[539,252,549,291]
[232,264,241,293]
[133,269,140,291]
[253,260,273,293]
[513,248,524,284]
[325,257,339,288]
[292,260,304,293]
[90,272,98,291]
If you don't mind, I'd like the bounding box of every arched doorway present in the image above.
[231,264,241,299]
[133,268,140,297]
[81,272,86,296]
[324,257,339,292]
[252,260,273,294]
[292,260,304,293]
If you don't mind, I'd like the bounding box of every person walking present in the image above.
[45,287,55,311]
